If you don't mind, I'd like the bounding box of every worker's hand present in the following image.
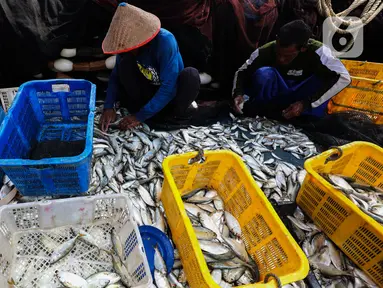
[100,109,116,132]
[233,95,245,114]
[119,115,141,130]
[282,101,305,119]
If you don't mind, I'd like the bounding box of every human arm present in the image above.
[232,48,263,98]
[103,55,121,109]
[134,34,182,122]
[301,45,351,110]
[100,56,121,131]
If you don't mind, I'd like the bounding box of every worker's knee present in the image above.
[254,66,278,80]
[178,67,200,86]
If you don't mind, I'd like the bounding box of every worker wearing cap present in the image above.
[100,3,202,131]
[232,20,351,120]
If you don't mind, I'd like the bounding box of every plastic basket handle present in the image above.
[188,146,205,165]
[324,146,343,164]
[263,273,282,288]
[29,166,53,171]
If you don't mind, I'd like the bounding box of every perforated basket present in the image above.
[0,79,96,196]
[161,150,309,288]
[0,194,152,288]
[296,142,383,286]
[341,60,383,80]
[327,77,383,124]
[0,107,4,180]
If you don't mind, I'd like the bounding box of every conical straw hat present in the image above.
[102,3,161,54]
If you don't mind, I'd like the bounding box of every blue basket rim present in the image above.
[7,79,96,117]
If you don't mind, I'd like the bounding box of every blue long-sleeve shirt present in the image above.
[104,28,184,122]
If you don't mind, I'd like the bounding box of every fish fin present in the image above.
[102,248,113,255]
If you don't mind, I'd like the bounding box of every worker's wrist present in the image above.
[233,91,243,99]
[302,99,311,111]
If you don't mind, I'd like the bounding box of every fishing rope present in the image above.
[317,0,383,32]
[316,0,383,52]
[264,273,282,288]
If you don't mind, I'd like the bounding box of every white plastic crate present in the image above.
[0,87,18,112]
[0,194,152,288]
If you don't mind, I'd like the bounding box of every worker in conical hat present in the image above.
[100,3,208,131]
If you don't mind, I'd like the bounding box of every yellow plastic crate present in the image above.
[162,150,309,288]
[342,59,383,80]
[327,77,383,124]
[296,142,383,287]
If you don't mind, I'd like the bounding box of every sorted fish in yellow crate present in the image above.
[297,142,383,287]
[161,149,309,288]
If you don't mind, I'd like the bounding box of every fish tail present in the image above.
[102,248,113,255]
[7,278,15,285]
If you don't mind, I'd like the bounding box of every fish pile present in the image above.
[181,188,260,287]
[89,110,316,202]
[8,107,319,287]
[323,174,383,224]
[88,110,319,287]
[288,208,378,288]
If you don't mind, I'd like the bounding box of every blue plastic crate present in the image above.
[0,107,5,181]
[0,79,96,196]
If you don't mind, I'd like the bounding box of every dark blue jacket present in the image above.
[104,28,184,121]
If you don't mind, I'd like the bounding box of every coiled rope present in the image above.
[317,0,383,52]
[317,0,383,33]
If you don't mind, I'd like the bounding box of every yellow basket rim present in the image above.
[162,149,310,287]
[303,141,383,231]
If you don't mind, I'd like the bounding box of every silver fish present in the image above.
[87,279,110,288]
[133,131,153,149]
[57,271,88,288]
[168,272,183,288]
[112,228,125,260]
[198,240,234,260]
[222,267,246,283]
[223,237,249,263]
[86,272,120,286]
[211,269,222,285]
[153,206,166,233]
[72,227,109,254]
[154,245,167,274]
[50,234,82,264]
[137,185,156,207]
[193,226,217,240]
[154,270,171,288]
[111,254,134,287]
[105,284,126,288]
[224,211,241,238]
[198,212,222,241]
